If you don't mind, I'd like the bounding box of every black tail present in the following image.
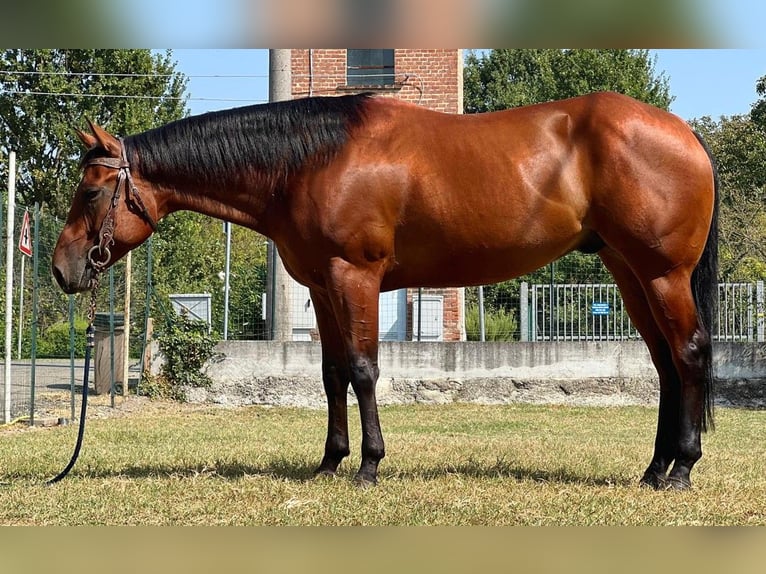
[691,131,719,432]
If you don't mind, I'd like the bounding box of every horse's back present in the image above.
[374,90,715,247]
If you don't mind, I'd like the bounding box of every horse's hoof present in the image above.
[664,476,691,491]
[639,472,666,490]
[314,458,342,478]
[353,473,377,489]
[314,469,336,480]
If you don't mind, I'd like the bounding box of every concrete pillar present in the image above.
[266,50,294,342]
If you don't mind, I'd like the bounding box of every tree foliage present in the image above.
[751,74,766,131]
[0,49,187,218]
[691,114,766,281]
[464,49,672,114]
[0,50,189,343]
[225,225,268,339]
[146,215,268,339]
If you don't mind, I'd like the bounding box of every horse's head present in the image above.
[52,121,159,294]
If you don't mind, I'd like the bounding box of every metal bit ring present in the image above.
[87,244,111,270]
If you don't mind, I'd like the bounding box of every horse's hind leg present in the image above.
[599,248,681,488]
[639,269,712,489]
[311,288,352,476]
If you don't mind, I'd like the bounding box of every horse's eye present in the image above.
[83,187,102,202]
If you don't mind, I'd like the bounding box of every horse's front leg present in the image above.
[324,259,386,487]
[311,289,351,476]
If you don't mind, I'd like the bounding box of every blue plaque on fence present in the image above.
[591,302,610,315]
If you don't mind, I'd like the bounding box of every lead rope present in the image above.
[46,277,100,485]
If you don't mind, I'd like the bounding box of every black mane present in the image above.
[123,93,372,190]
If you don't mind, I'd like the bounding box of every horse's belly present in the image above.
[381,242,566,291]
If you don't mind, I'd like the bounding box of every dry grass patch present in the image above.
[1,399,764,525]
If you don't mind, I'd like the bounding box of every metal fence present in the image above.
[1,203,79,424]
[717,282,765,342]
[522,282,640,342]
[521,281,765,343]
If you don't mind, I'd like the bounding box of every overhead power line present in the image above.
[0,70,268,80]
[0,89,266,105]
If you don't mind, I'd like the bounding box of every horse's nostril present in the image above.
[52,264,81,294]
[52,264,66,290]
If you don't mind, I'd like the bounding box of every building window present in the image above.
[346,49,395,87]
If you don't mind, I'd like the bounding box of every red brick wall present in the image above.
[291,49,461,113]
[291,49,464,341]
[406,288,464,342]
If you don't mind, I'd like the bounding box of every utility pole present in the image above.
[266,49,293,342]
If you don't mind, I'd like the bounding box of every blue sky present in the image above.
[653,50,764,119]
[170,49,765,121]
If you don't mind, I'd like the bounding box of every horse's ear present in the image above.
[74,125,98,149]
[85,118,121,157]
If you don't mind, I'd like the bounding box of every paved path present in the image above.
[2,359,143,422]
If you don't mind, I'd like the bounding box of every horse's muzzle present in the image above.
[51,258,92,294]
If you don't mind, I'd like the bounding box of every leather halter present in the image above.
[85,138,157,271]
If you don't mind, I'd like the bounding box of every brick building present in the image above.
[285,49,465,341]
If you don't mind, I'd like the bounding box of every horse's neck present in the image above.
[155,175,276,237]
[129,129,296,238]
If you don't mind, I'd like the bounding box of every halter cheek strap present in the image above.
[85,138,158,271]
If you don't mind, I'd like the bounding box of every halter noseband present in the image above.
[85,138,157,272]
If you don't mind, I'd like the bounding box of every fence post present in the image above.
[520,282,529,342]
[223,221,231,340]
[69,295,76,422]
[757,281,765,343]
[477,285,485,342]
[123,251,131,396]
[416,287,423,341]
[548,262,555,340]
[109,266,115,408]
[3,151,15,424]
[137,237,154,396]
[529,285,538,341]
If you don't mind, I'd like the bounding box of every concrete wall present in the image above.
[190,341,766,409]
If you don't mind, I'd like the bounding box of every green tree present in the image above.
[226,225,268,339]
[464,49,672,114]
[146,212,225,335]
[752,74,766,131]
[0,49,187,218]
[691,114,766,281]
[146,215,269,340]
[0,50,188,344]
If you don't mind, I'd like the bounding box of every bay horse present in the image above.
[52,91,718,489]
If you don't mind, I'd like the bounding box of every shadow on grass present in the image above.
[72,456,634,488]
[86,458,321,482]
[385,459,635,487]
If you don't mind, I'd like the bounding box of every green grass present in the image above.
[1,400,765,525]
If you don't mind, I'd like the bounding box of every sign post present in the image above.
[17,209,32,359]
